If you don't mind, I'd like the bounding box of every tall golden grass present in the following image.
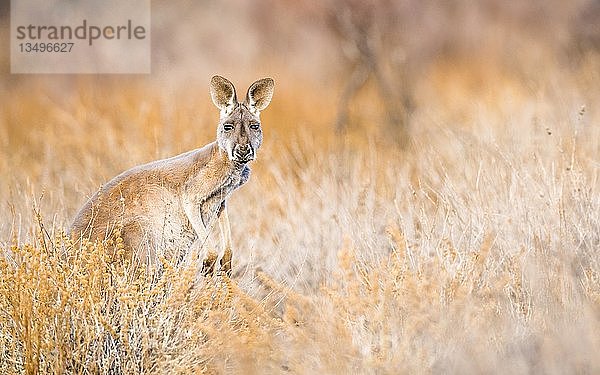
[1,54,599,373]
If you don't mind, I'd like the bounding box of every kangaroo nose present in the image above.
[234,144,253,160]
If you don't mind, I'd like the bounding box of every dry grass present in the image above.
[1,52,599,374]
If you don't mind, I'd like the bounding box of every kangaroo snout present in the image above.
[233,144,253,162]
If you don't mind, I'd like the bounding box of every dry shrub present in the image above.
[0,226,289,374]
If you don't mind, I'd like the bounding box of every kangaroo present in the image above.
[69,75,274,276]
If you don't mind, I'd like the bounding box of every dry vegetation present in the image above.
[1,1,600,374]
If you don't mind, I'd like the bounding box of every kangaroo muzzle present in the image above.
[232,144,254,163]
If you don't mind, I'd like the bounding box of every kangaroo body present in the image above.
[70,76,274,275]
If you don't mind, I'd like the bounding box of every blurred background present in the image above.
[0,0,599,261]
[1,2,599,372]
[1,0,599,131]
[0,0,599,267]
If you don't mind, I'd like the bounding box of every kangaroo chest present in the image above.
[199,165,250,226]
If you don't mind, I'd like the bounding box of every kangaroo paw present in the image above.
[220,247,232,277]
[202,250,218,276]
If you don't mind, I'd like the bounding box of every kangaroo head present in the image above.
[210,75,274,164]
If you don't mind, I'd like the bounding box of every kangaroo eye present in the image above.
[223,123,234,132]
[249,123,260,130]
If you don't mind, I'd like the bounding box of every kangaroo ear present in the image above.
[246,78,274,112]
[210,75,237,111]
